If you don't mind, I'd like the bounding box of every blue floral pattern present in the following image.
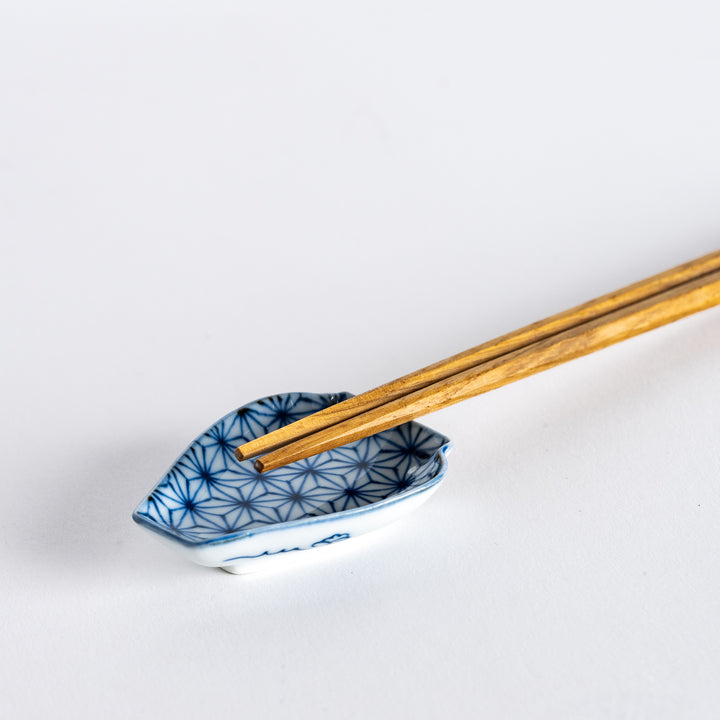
[134,393,450,545]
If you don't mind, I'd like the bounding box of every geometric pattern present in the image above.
[134,392,450,545]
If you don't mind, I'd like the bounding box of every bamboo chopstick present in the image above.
[236,251,720,464]
[251,264,720,473]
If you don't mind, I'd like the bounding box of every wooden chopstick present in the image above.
[252,264,720,472]
[236,251,720,464]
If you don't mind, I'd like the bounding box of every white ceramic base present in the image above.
[217,485,440,574]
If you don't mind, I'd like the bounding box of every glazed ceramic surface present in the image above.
[133,392,451,573]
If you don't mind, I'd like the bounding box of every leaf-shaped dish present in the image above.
[133,392,452,573]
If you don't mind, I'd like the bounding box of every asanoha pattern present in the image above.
[134,393,449,545]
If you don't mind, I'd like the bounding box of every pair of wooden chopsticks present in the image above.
[236,250,720,472]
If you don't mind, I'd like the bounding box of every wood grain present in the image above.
[254,267,720,472]
[236,250,720,462]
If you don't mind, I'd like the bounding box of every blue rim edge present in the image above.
[132,394,452,549]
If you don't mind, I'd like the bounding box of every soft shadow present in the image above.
[22,437,197,582]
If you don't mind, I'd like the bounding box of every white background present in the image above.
[2,1,720,718]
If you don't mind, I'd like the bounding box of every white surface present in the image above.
[2,1,720,718]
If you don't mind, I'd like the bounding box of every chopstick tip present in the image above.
[254,458,266,473]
